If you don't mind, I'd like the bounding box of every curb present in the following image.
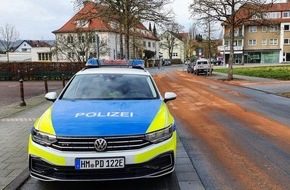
[3,167,30,190]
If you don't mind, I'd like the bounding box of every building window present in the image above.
[38,53,52,61]
[284,25,290,31]
[67,35,73,43]
[76,20,89,28]
[262,26,267,32]
[225,41,230,46]
[89,36,96,43]
[234,30,241,36]
[172,53,178,57]
[266,12,281,19]
[153,42,155,48]
[248,39,257,46]
[284,38,290,45]
[143,41,146,47]
[68,52,75,59]
[269,39,278,45]
[249,26,257,32]
[283,11,290,18]
[269,26,278,32]
[78,36,85,43]
[262,39,267,45]
[148,42,151,48]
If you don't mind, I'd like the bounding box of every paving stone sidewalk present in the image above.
[0,98,53,190]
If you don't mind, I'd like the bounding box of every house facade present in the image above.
[52,1,159,62]
[220,1,290,64]
[159,31,189,63]
[0,40,52,62]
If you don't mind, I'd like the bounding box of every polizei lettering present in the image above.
[75,112,134,118]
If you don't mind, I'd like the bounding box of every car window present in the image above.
[61,74,159,100]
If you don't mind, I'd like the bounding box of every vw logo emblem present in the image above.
[94,138,107,152]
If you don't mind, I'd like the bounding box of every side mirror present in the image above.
[45,92,58,102]
[164,92,177,103]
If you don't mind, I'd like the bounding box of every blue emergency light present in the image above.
[129,59,145,69]
[85,58,103,67]
[85,58,145,69]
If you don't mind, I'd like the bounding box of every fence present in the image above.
[0,62,85,81]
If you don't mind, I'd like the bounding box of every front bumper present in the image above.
[30,151,174,181]
[28,132,176,181]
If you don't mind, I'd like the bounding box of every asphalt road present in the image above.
[153,69,290,189]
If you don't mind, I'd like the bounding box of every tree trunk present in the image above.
[6,52,10,62]
[119,32,124,59]
[228,0,235,80]
[125,31,130,59]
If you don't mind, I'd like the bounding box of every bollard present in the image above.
[62,74,65,88]
[19,79,26,106]
[44,76,48,93]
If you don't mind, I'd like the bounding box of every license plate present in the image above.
[75,157,125,170]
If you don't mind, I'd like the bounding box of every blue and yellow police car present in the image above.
[28,59,177,181]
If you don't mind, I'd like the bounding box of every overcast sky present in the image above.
[0,0,193,40]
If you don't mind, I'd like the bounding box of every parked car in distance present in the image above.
[210,58,222,65]
[193,58,213,75]
[184,60,191,65]
[187,62,195,73]
[162,60,171,66]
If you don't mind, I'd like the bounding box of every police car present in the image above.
[28,59,177,181]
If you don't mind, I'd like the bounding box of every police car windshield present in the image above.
[61,74,159,100]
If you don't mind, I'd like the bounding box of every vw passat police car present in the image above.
[28,59,177,181]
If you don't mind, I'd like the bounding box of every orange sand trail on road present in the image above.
[154,71,290,190]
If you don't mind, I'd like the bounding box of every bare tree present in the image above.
[198,17,222,61]
[190,0,274,80]
[0,23,19,62]
[53,30,109,62]
[74,0,173,59]
[160,22,184,60]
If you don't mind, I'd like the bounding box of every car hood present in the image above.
[46,99,164,137]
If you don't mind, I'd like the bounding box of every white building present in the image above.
[159,31,189,63]
[52,1,159,62]
[0,40,52,62]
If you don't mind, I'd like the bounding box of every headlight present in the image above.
[31,128,57,146]
[145,124,174,144]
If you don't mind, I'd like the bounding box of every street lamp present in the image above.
[223,45,226,66]
[96,34,100,59]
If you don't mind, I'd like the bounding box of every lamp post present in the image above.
[96,34,100,59]
[223,45,226,66]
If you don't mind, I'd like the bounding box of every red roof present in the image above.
[175,33,189,41]
[246,2,290,24]
[270,2,290,12]
[52,2,158,40]
[26,40,51,47]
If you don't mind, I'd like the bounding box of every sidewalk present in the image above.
[0,98,53,190]
[211,72,290,94]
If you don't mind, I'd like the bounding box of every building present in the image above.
[159,31,189,63]
[52,1,159,62]
[0,40,52,62]
[220,1,290,64]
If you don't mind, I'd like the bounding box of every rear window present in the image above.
[61,74,159,100]
[197,61,208,65]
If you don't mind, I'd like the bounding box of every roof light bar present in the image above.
[85,58,145,69]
